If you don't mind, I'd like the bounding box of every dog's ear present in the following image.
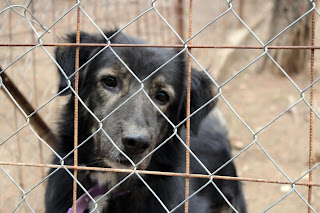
[55,32,110,95]
[180,68,217,135]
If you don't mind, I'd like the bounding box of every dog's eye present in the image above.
[155,91,169,104]
[102,76,118,88]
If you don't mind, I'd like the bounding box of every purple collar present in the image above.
[67,186,130,213]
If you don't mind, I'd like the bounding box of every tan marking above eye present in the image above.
[97,68,127,79]
[149,76,175,108]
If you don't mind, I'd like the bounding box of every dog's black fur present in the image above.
[45,30,246,213]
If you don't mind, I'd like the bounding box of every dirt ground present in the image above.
[0,0,320,212]
[220,70,320,212]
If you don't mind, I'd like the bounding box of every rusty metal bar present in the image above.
[72,2,81,212]
[308,2,316,212]
[0,161,319,187]
[185,0,193,212]
[3,43,320,49]
[0,70,57,148]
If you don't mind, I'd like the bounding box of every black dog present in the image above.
[45,30,246,213]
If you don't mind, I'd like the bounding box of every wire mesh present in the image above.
[0,0,320,212]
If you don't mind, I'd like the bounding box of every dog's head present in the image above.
[55,31,217,170]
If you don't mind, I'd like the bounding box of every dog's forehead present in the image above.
[97,47,184,84]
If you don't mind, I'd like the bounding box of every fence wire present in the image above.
[0,0,319,212]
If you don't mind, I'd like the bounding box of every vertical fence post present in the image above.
[73,1,81,212]
[308,1,316,212]
[185,0,193,212]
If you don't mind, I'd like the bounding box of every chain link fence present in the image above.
[0,0,320,212]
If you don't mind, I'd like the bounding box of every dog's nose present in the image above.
[122,134,150,155]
